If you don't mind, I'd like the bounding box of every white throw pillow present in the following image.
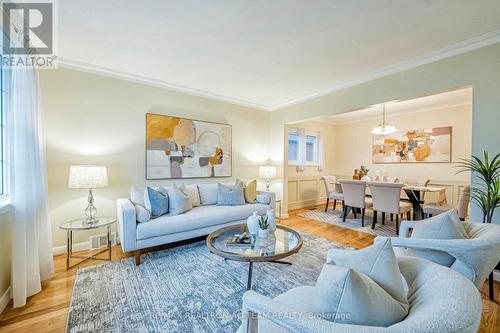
[311,264,409,327]
[409,209,467,266]
[183,184,201,207]
[135,204,151,223]
[198,184,218,205]
[130,186,146,207]
[327,237,408,305]
[168,184,192,215]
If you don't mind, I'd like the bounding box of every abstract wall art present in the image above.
[146,113,232,179]
[372,126,452,163]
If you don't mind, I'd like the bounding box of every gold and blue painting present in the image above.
[146,113,232,179]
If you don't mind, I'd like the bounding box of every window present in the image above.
[287,128,299,165]
[287,128,320,166]
[305,133,319,165]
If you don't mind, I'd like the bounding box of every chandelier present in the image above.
[371,104,397,135]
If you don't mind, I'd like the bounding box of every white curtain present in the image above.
[296,128,306,171]
[317,135,325,171]
[10,67,54,308]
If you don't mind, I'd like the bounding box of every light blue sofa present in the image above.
[117,185,275,265]
[238,256,482,333]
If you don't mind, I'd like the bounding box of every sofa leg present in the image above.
[135,250,141,266]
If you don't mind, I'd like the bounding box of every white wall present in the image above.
[39,68,272,248]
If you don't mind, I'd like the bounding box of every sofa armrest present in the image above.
[117,198,137,252]
[256,191,276,211]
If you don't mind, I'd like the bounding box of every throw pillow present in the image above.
[217,183,245,206]
[198,183,218,205]
[326,237,408,305]
[130,186,146,207]
[311,264,409,327]
[168,184,193,215]
[256,193,271,205]
[143,187,169,218]
[409,209,467,266]
[236,178,257,203]
[184,184,201,207]
[135,204,151,223]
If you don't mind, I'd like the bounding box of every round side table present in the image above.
[59,216,116,270]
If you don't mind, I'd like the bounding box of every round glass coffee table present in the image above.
[206,224,303,290]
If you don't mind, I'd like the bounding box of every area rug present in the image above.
[298,209,399,237]
[66,234,352,333]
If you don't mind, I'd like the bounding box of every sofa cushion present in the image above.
[236,179,257,203]
[184,184,201,207]
[409,209,467,267]
[310,264,409,326]
[130,186,146,207]
[168,184,192,216]
[217,183,245,206]
[144,187,169,218]
[136,203,269,240]
[135,204,151,223]
[198,184,218,205]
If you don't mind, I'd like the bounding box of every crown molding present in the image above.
[268,29,500,111]
[57,58,270,111]
[57,30,500,113]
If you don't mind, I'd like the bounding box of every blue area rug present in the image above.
[66,233,352,333]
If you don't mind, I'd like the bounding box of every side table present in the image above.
[59,216,116,270]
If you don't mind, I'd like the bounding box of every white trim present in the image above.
[56,31,500,113]
[52,241,90,256]
[0,286,11,314]
[268,29,500,111]
[57,58,270,111]
[494,270,500,282]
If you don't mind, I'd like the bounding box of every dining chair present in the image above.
[423,185,471,220]
[339,180,372,226]
[321,176,344,212]
[368,182,412,236]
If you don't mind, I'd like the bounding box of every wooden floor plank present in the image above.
[0,205,498,332]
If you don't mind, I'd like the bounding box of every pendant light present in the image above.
[371,103,397,135]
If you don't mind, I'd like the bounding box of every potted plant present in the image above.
[457,151,500,223]
[258,215,269,238]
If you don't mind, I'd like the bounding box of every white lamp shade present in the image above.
[259,166,276,179]
[68,165,108,189]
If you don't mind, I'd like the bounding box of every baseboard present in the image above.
[279,213,289,219]
[52,241,90,255]
[0,286,11,314]
[288,198,326,210]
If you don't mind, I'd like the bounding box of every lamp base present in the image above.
[84,189,98,224]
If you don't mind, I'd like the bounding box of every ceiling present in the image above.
[318,87,472,124]
[58,1,500,111]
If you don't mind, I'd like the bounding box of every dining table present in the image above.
[337,182,446,221]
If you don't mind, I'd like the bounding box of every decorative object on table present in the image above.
[266,209,276,231]
[246,211,260,235]
[359,165,369,178]
[383,170,388,182]
[456,151,500,224]
[259,165,276,191]
[68,165,108,223]
[146,113,232,179]
[258,215,269,238]
[226,232,255,247]
[374,170,381,181]
[373,126,452,163]
[59,217,116,270]
[371,103,397,135]
[361,174,371,181]
[352,169,360,180]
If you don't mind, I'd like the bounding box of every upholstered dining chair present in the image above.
[368,182,412,236]
[320,176,344,212]
[237,256,482,333]
[339,180,372,226]
[422,185,470,220]
[390,220,500,292]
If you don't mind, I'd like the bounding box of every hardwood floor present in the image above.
[0,205,498,332]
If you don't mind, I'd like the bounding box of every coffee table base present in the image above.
[245,260,292,290]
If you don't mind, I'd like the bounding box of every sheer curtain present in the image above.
[296,128,306,171]
[10,67,54,307]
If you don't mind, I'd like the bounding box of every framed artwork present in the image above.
[146,113,232,179]
[372,126,452,163]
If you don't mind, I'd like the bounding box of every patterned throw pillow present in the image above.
[236,178,257,203]
[217,183,245,206]
[168,184,193,215]
[143,187,169,218]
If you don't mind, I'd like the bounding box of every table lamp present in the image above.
[68,165,108,223]
[259,166,276,191]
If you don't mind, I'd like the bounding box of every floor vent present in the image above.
[89,232,119,249]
